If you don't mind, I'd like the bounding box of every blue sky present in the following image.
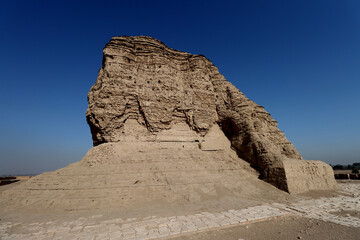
[0,0,359,175]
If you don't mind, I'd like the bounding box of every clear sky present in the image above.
[0,0,359,175]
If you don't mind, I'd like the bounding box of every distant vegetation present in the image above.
[332,162,360,171]
[0,173,38,177]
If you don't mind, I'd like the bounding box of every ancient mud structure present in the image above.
[0,37,337,214]
[86,36,336,193]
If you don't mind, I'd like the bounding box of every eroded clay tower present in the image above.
[86,36,336,193]
[1,36,337,213]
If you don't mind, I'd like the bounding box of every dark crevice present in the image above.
[219,118,239,140]
[218,117,262,174]
[86,113,103,146]
[135,96,152,131]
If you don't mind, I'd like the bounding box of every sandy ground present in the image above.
[0,181,359,239]
[169,215,360,240]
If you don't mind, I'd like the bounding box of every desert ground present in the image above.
[0,179,359,239]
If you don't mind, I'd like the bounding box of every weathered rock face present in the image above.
[86,36,334,193]
[0,37,337,216]
[87,37,298,163]
[85,36,337,193]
